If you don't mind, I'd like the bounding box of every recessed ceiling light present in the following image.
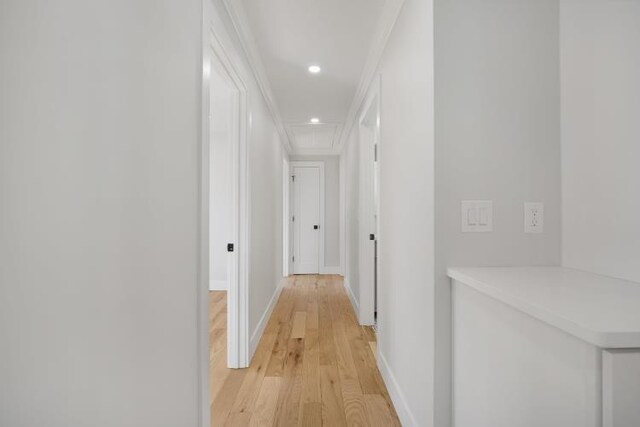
[308,65,321,74]
[310,118,320,124]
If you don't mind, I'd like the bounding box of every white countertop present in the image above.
[447,267,640,348]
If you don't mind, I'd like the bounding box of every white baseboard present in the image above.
[378,350,418,427]
[321,266,343,275]
[344,278,359,314]
[209,279,228,291]
[249,278,283,359]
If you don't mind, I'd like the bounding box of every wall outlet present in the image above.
[524,202,544,233]
[462,200,493,232]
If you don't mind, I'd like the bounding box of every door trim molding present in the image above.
[200,16,251,427]
[282,156,291,276]
[207,14,251,371]
[339,154,346,277]
[290,161,325,275]
[357,75,381,326]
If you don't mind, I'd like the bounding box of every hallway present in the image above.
[210,276,400,426]
[4,0,640,425]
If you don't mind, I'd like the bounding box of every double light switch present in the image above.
[461,200,493,232]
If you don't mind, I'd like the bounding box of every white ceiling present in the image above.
[239,0,387,154]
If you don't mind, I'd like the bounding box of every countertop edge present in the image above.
[447,267,640,349]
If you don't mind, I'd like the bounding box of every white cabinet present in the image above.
[603,350,640,427]
[449,267,640,427]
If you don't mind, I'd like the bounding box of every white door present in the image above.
[293,166,321,274]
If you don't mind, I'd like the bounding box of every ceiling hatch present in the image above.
[287,124,341,150]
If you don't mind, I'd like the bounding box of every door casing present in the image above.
[201,3,251,407]
[358,76,381,326]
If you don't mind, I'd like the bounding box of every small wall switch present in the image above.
[478,207,489,225]
[524,202,544,234]
[467,208,477,225]
[462,200,493,232]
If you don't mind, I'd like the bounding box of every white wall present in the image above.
[375,2,435,424]
[434,0,562,424]
[247,101,286,336]
[560,0,640,283]
[291,155,341,271]
[342,0,436,424]
[0,1,202,426]
[209,69,232,291]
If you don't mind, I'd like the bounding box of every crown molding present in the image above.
[336,0,406,153]
[222,0,293,154]
[221,0,405,157]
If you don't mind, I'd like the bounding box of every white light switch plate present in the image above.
[462,200,493,232]
[524,202,544,233]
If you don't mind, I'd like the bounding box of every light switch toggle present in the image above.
[467,208,477,226]
[479,207,489,226]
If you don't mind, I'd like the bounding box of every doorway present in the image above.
[358,79,381,327]
[202,7,250,381]
[291,161,325,275]
[209,60,234,295]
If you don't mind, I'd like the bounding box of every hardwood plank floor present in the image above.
[210,275,399,426]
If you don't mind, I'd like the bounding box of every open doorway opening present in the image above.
[208,49,236,379]
[202,14,251,423]
[358,80,381,328]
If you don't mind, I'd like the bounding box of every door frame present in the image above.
[290,161,325,275]
[282,156,291,276]
[201,0,250,394]
[357,76,381,326]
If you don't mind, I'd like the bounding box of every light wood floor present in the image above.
[209,275,400,426]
